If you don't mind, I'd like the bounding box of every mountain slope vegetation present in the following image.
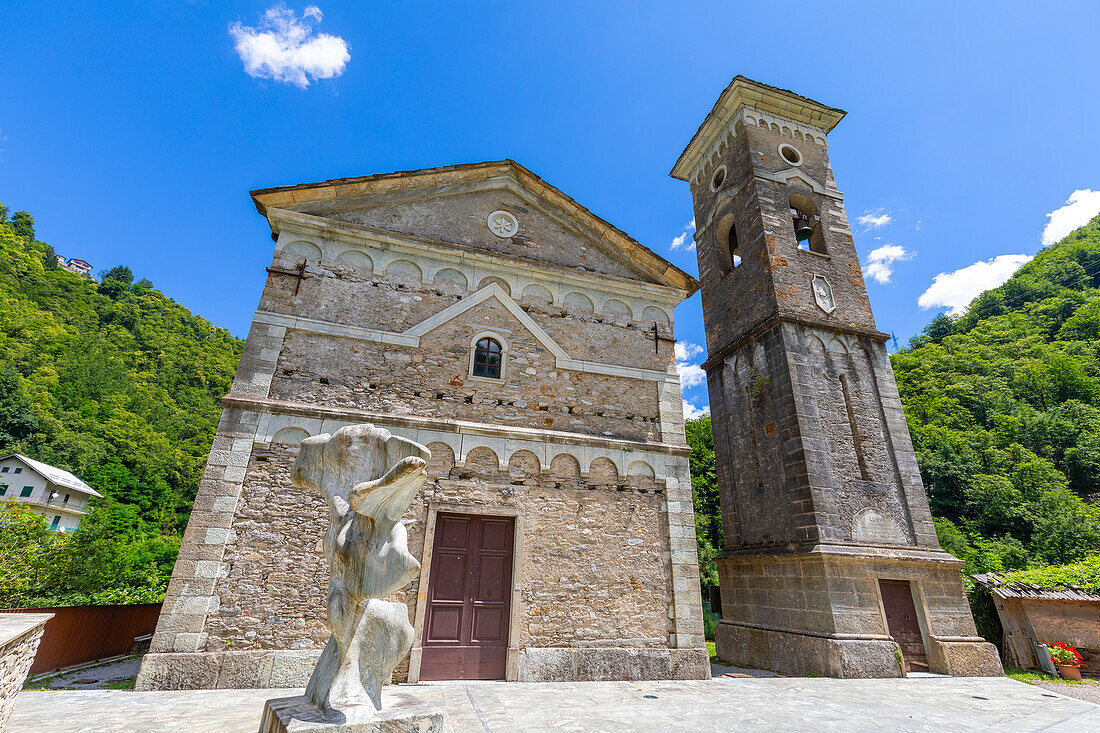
[0,207,243,605]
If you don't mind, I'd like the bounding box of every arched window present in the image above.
[790,193,827,255]
[728,221,742,268]
[471,337,503,379]
[717,213,741,271]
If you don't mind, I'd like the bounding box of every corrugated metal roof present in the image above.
[1,453,102,498]
[972,572,1100,601]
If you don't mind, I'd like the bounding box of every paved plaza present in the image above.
[11,676,1100,732]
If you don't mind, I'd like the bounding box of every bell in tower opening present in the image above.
[670,77,1003,678]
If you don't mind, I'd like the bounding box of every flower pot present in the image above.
[1056,664,1083,681]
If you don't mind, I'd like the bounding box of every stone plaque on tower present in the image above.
[670,77,1002,677]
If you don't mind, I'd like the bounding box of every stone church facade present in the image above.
[672,77,1002,677]
[137,160,710,689]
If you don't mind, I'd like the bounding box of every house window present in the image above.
[0,485,7,496]
[20,486,33,497]
[1,466,8,472]
[64,494,70,504]
[51,515,60,529]
[471,337,503,379]
[14,467,21,473]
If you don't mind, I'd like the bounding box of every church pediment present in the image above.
[405,282,570,361]
[251,160,697,295]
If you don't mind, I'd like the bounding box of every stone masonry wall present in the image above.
[268,298,660,442]
[326,188,641,282]
[259,253,673,374]
[0,616,47,731]
[204,439,674,681]
[690,118,876,357]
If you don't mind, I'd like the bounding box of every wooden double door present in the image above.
[879,579,930,673]
[420,512,515,680]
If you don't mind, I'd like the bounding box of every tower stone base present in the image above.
[714,546,1003,678]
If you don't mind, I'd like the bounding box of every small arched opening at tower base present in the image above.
[716,212,741,272]
[789,192,827,255]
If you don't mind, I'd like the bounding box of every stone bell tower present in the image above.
[671,77,1002,677]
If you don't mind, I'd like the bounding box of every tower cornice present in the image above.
[670,76,846,182]
[700,314,890,373]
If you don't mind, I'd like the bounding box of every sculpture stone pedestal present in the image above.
[259,693,443,733]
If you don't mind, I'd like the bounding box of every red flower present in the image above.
[1049,641,1087,668]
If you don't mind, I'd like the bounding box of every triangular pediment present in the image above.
[404,282,570,360]
[251,160,697,295]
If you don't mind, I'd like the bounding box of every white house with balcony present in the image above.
[0,454,102,532]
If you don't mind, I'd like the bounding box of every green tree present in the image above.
[101,265,134,284]
[10,211,34,239]
[42,244,59,269]
[0,365,41,447]
[0,502,67,605]
[685,415,721,589]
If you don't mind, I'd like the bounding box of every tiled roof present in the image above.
[972,572,1100,601]
[2,454,102,498]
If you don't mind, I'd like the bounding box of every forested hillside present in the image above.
[0,206,243,605]
[688,214,1100,588]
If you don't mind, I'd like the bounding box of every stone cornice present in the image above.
[671,76,845,182]
[718,542,962,567]
[701,314,890,373]
[222,395,693,456]
[268,208,689,308]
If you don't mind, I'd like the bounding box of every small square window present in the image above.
[14,467,22,474]
[1,466,8,473]
[20,486,33,497]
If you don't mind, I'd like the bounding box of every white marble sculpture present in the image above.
[290,423,431,715]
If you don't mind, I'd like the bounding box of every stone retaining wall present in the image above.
[0,613,51,732]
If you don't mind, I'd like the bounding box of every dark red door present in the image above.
[421,513,514,680]
[879,579,929,672]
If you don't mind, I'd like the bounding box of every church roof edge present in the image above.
[250,160,699,297]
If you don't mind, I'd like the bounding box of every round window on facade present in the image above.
[778,144,803,166]
[710,165,727,192]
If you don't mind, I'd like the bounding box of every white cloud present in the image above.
[675,341,707,388]
[917,254,1033,316]
[669,220,697,252]
[682,398,710,421]
[675,341,704,362]
[862,244,914,285]
[677,363,706,389]
[857,209,892,229]
[1042,189,1100,246]
[229,4,350,89]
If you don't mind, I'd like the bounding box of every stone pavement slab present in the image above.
[10,677,1100,732]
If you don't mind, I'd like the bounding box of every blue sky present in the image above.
[3,1,1100,418]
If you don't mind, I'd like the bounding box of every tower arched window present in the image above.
[728,221,742,268]
[471,336,504,379]
[717,213,741,272]
[789,193,827,255]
